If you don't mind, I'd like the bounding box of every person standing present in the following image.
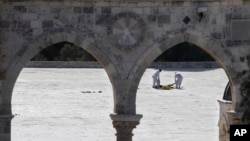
[152,69,162,88]
[175,72,183,89]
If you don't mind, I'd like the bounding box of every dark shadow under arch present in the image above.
[154,42,215,62]
[31,41,97,61]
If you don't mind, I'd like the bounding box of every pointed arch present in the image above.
[2,30,119,114]
[129,30,238,110]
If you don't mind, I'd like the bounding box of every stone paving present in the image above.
[12,68,228,141]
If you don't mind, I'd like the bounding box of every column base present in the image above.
[110,114,142,141]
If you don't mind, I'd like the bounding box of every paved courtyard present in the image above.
[12,68,228,141]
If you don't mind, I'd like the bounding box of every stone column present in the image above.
[224,111,244,141]
[217,99,232,141]
[110,114,142,141]
[0,114,14,141]
[226,110,244,125]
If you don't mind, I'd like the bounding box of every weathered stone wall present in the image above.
[1,0,248,74]
[25,61,220,68]
[0,1,249,62]
[1,0,250,141]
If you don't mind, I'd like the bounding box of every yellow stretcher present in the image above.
[154,83,175,90]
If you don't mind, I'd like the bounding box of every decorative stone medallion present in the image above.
[108,12,145,50]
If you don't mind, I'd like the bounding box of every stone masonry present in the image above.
[1,0,250,141]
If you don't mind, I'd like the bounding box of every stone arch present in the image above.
[2,30,119,115]
[129,30,238,110]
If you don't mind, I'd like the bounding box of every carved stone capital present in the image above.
[110,114,142,122]
[226,110,244,125]
[110,114,142,141]
[0,114,14,121]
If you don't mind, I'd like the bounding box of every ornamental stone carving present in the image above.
[108,12,145,50]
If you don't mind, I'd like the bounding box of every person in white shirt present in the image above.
[175,72,183,89]
[152,69,162,88]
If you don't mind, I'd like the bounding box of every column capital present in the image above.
[226,110,245,124]
[110,114,142,122]
[0,114,14,121]
[110,114,142,141]
[0,114,14,141]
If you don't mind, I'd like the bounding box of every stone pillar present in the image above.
[217,99,232,141]
[110,114,142,141]
[226,110,244,125]
[223,111,244,141]
[0,114,14,141]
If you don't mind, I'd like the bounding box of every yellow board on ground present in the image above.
[153,84,175,90]
[159,85,174,90]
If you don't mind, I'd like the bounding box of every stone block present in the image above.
[78,15,85,23]
[143,7,151,15]
[148,15,157,22]
[17,21,30,29]
[13,5,27,13]
[50,7,61,13]
[40,6,51,14]
[42,20,54,28]
[133,8,143,15]
[32,28,43,36]
[30,20,42,28]
[158,15,170,24]
[150,7,158,15]
[198,7,208,13]
[102,7,111,14]
[95,15,112,25]
[231,20,250,41]
[211,32,222,39]
[65,33,77,43]
[0,21,10,28]
[83,6,94,14]
[21,13,38,20]
[112,7,122,14]
[74,7,82,13]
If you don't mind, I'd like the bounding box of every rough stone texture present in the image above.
[25,61,220,68]
[0,115,14,141]
[217,100,232,141]
[0,0,249,141]
[110,114,142,141]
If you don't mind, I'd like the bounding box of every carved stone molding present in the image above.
[110,114,142,141]
[0,114,14,121]
[226,111,244,125]
[110,114,142,122]
[108,12,145,50]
